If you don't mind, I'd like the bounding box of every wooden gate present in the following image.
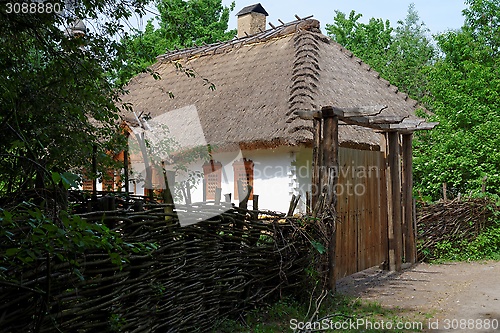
[335,147,388,279]
[296,106,435,289]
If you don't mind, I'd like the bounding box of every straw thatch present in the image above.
[121,18,423,150]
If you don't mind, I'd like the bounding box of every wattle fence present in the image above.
[0,200,316,332]
[417,197,498,261]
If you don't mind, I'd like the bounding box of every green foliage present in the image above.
[0,202,131,282]
[109,313,127,332]
[51,171,80,190]
[0,0,150,197]
[420,199,500,262]
[326,1,500,201]
[326,11,394,75]
[311,240,326,254]
[115,0,236,85]
[413,0,500,200]
[326,4,435,101]
[431,222,500,262]
[463,0,500,53]
[157,0,236,48]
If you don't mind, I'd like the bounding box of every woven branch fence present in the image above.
[0,201,316,333]
[417,197,499,261]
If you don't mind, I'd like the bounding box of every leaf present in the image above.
[5,248,19,257]
[311,241,326,254]
[1,210,13,223]
[51,172,62,185]
[61,172,80,190]
[73,268,85,281]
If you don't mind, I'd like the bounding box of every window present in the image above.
[102,168,116,191]
[82,170,94,191]
[233,158,253,200]
[203,160,222,200]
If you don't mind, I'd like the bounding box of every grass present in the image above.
[213,294,427,332]
[423,223,500,263]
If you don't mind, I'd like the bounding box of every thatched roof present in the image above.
[121,18,425,151]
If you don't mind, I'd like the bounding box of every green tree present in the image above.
[387,4,435,99]
[0,1,153,197]
[116,0,236,85]
[325,10,393,74]
[0,1,156,328]
[413,0,500,199]
[326,4,435,100]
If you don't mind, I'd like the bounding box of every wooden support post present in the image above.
[320,107,339,291]
[238,180,251,209]
[123,149,129,195]
[312,117,322,210]
[92,145,97,197]
[163,170,175,220]
[287,194,301,217]
[306,191,311,215]
[252,194,259,220]
[252,194,259,211]
[136,133,153,200]
[402,133,416,264]
[387,131,402,271]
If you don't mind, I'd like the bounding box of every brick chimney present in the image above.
[236,3,269,38]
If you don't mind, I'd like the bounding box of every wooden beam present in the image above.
[366,115,408,124]
[293,108,438,133]
[402,133,416,264]
[389,121,439,132]
[294,109,322,120]
[387,131,402,271]
[342,115,407,126]
[331,105,388,117]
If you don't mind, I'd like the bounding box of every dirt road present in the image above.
[337,261,500,332]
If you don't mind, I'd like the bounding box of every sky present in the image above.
[222,0,468,36]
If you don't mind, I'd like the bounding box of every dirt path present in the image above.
[337,261,500,332]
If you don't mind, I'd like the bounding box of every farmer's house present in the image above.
[91,4,436,277]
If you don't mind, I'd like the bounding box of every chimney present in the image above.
[236,3,269,38]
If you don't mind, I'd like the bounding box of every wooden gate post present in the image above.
[320,107,339,291]
[387,131,402,271]
[402,133,416,264]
